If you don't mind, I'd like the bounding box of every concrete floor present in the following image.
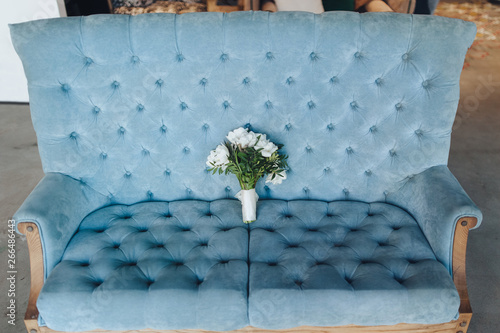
[0,50,499,333]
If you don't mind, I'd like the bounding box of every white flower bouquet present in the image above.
[206,127,288,223]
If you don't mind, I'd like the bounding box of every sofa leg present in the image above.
[452,216,478,333]
[18,222,44,333]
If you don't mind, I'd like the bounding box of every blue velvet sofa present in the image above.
[10,11,482,333]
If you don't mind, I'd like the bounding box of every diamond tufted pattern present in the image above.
[10,12,476,204]
[248,201,460,328]
[37,200,249,331]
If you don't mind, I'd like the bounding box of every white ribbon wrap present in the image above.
[235,189,259,223]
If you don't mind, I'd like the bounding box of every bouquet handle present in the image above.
[235,189,259,223]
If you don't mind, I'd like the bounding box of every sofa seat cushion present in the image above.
[37,200,249,332]
[249,200,460,329]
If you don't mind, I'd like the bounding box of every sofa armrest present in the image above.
[386,165,482,273]
[14,172,108,279]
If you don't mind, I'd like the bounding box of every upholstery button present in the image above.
[124,171,132,178]
[286,76,294,85]
[350,101,358,108]
[113,244,120,249]
[196,278,203,286]
[365,169,372,176]
[389,149,397,157]
[164,168,171,176]
[137,104,144,112]
[112,81,120,88]
[242,77,250,85]
[369,125,377,133]
[310,52,319,61]
[265,100,273,109]
[156,79,164,87]
[415,129,424,137]
[85,57,93,65]
[402,53,409,61]
[138,228,148,233]
[305,145,312,153]
[345,147,353,154]
[327,123,335,131]
[307,101,316,109]
[199,78,208,86]
[220,53,229,62]
[295,280,303,286]
[205,212,212,217]
[220,227,231,232]
[183,146,190,153]
[343,188,349,195]
[266,51,274,60]
[186,188,192,195]
[69,131,78,139]
[285,123,292,131]
[199,242,208,247]
[422,80,430,88]
[176,53,185,62]
[324,167,330,173]
[303,187,309,193]
[61,83,70,92]
[202,123,209,131]
[147,190,153,199]
[118,126,126,135]
[142,148,150,156]
[244,123,252,130]
[180,102,188,111]
[93,106,101,114]
[308,228,318,232]
[160,124,167,133]
[375,78,383,85]
[268,262,277,266]
[122,215,131,220]
[131,55,139,63]
[94,281,103,287]
[81,262,90,267]
[146,280,154,287]
[220,260,229,264]
[100,152,107,160]
[225,186,231,192]
[285,214,293,218]
[223,101,230,109]
[264,185,270,192]
[329,76,338,84]
[395,102,403,111]
[354,51,362,59]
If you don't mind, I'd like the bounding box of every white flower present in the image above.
[227,127,259,149]
[256,138,278,157]
[206,144,229,170]
[265,170,287,185]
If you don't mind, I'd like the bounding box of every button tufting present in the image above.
[147,190,153,199]
[112,81,120,88]
[402,53,409,61]
[295,280,304,287]
[329,76,338,84]
[285,123,292,131]
[69,131,78,139]
[350,101,358,108]
[225,186,231,192]
[222,101,230,109]
[164,168,171,176]
[324,167,330,173]
[156,79,164,87]
[183,146,190,153]
[137,104,144,112]
[100,152,107,160]
[343,188,350,195]
[220,53,229,62]
[307,101,316,109]
[199,78,208,86]
[265,100,273,109]
[220,260,229,264]
[142,148,150,156]
[93,106,100,114]
[180,102,188,111]
[266,51,274,60]
[118,126,125,135]
[268,262,277,266]
[310,52,319,61]
[327,123,335,131]
[365,169,372,176]
[375,77,383,85]
[176,53,185,62]
[264,185,270,192]
[131,55,139,63]
[305,145,312,153]
[395,102,403,111]
[124,171,132,178]
[286,76,294,85]
[85,57,93,65]
[369,125,377,133]
[303,187,309,193]
[345,147,353,154]
[113,244,120,249]
[414,129,424,137]
[354,51,362,59]
[61,83,70,92]
[422,80,430,88]
[160,124,167,133]
[202,123,209,131]
[389,149,397,157]
[186,188,192,195]
[242,77,250,85]
[81,262,90,267]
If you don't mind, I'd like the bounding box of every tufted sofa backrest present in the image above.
[11,12,475,204]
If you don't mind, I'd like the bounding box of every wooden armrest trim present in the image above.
[18,222,44,333]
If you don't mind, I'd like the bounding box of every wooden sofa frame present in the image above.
[18,216,477,333]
